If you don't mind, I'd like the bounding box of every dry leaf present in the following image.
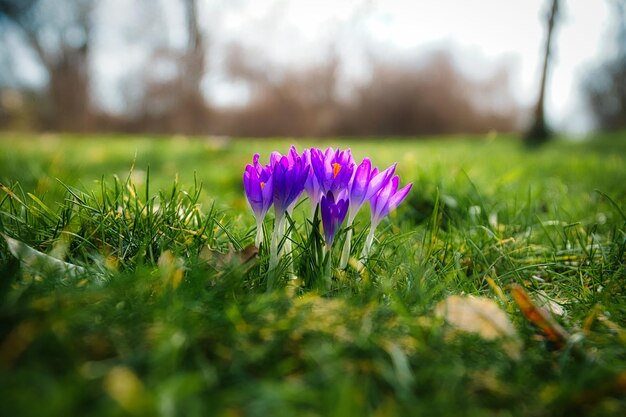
[3,234,87,278]
[200,244,258,268]
[435,295,520,358]
[157,250,185,289]
[510,284,570,349]
[535,290,566,316]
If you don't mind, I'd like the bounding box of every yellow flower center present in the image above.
[332,163,341,179]
[260,182,265,190]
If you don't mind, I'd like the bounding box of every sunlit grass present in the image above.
[0,131,625,416]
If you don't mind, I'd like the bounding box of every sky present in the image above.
[16,0,615,134]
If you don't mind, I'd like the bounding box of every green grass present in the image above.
[0,131,625,417]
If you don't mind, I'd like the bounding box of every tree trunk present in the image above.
[45,46,91,132]
[7,2,92,132]
[179,0,210,134]
[524,0,559,146]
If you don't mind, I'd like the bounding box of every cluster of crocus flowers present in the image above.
[243,146,412,277]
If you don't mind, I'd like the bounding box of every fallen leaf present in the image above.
[157,250,185,289]
[199,244,258,268]
[510,284,570,349]
[2,234,87,278]
[535,290,566,316]
[435,295,520,358]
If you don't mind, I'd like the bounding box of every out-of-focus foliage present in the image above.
[583,1,626,131]
[0,0,93,131]
[584,55,626,131]
[0,0,521,136]
[585,58,626,130]
[336,54,518,136]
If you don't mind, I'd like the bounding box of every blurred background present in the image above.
[0,0,624,138]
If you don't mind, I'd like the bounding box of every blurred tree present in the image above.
[178,0,210,134]
[337,53,519,136]
[222,47,518,137]
[223,43,340,136]
[582,0,626,131]
[118,0,210,135]
[0,0,93,131]
[524,0,559,146]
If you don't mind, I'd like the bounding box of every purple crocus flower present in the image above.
[243,160,273,218]
[268,149,310,270]
[243,154,273,246]
[339,159,396,268]
[272,153,309,215]
[310,147,355,198]
[370,175,412,229]
[251,154,264,175]
[320,191,349,249]
[270,145,300,170]
[362,175,412,258]
[347,159,396,224]
[302,148,323,212]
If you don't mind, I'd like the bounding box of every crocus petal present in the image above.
[371,177,393,222]
[243,166,254,198]
[272,162,288,213]
[387,183,412,212]
[369,174,412,225]
[272,152,309,215]
[337,198,349,225]
[321,193,334,245]
[335,162,354,190]
[350,158,372,206]
[288,145,299,163]
[252,154,262,174]
[335,187,349,202]
[244,166,260,201]
[259,161,272,181]
[311,147,355,197]
[244,165,264,217]
[320,191,349,247]
[261,175,274,214]
[303,148,321,206]
[372,176,398,221]
[270,151,283,167]
[365,163,396,201]
[335,148,354,167]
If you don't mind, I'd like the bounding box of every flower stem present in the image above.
[284,223,296,280]
[269,214,284,272]
[277,214,285,256]
[339,219,353,269]
[361,226,377,260]
[283,205,299,280]
[323,245,332,290]
[255,218,264,248]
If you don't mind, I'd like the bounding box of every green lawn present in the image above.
[0,131,625,416]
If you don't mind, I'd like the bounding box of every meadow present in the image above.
[0,131,625,416]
